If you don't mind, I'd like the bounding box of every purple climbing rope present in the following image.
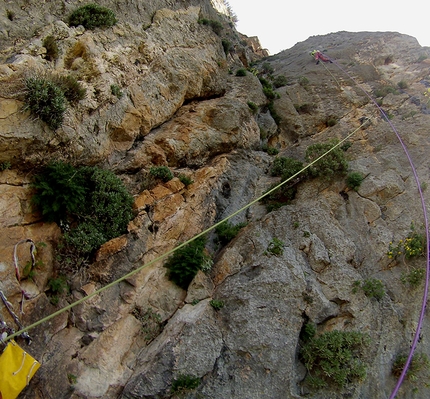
[323,52,430,398]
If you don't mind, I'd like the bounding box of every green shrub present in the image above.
[215,221,247,245]
[397,80,408,90]
[32,162,134,256]
[247,101,258,113]
[149,166,173,182]
[270,156,304,179]
[178,174,193,187]
[69,4,117,30]
[171,374,200,393]
[300,322,316,342]
[401,268,425,288]
[300,330,369,389]
[305,139,348,179]
[346,172,364,191]
[53,75,86,104]
[265,237,284,256]
[164,236,210,289]
[388,223,425,260]
[25,77,67,129]
[263,86,279,100]
[392,353,430,381]
[198,18,223,35]
[210,299,224,310]
[262,157,304,210]
[31,161,87,222]
[0,161,11,171]
[273,75,288,88]
[111,84,123,99]
[264,146,279,155]
[236,68,247,77]
[267,101,281,125]
[326,116,338,127]
[298,76,309,87]
[221,39,231,55]
[353,278,385,301]
[374,85,397,98]
[43,35,59,61]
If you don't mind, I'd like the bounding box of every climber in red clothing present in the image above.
[311,50,333,64]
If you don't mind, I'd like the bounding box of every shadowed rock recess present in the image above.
[1,0,430,398]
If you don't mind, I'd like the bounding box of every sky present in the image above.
[226,0,430,55]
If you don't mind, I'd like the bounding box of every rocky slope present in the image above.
[1,1,430,398]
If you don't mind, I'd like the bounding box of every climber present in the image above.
[311,50,332,65]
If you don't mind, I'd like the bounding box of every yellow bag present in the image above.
[0,340,40,399]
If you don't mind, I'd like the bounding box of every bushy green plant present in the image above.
[273,75,288,88]
[392,353,430,382]
[353,278,385,301]
[374,85,397,98]
[164,236,210,289]
[149,166,173,182]
[32,162,134,256]
[221,39,231,55]
[31,161,87,222]
[397,80,408,90]
[265,237,284,256]
[300,322,316,342]
[198,18,223,35]
[298,76,309,87]
[43,35,59,61]
[25,77,67,129]
[262,157,304,210]
[247,101,258,113]
[270,156,304,179]
[401,268,425,288]
[53,75,86,104]
[305,139,348,179]
[69,4,117,30]
[300,330,369,389]
[263,145,279,155]
[236,68,247,77]
[171,374,200,393]
[178,174,193,187]
[111,84,123,99]
[387,223,425,260]
[0,161,11,171]
[210,299,224,310]
[267,101,281,124]
[346,172,364,191]
[215,221,247,245]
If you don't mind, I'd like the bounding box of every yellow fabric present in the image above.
[0,340,40,399]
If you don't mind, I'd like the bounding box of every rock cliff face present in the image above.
[1,1,430,398]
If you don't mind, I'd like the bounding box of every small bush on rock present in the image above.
[69,4,117,30]
[171,374,200,394]
[149,166,173,182]
[25,77,67,129]
[215,221,247,245]
[301,330,369,389]
[346,171,364,191]
[305,139,348,179]
[53,75,86,104]
[32,162,134,256]
[164,236,211,289]
[43,35,59,61]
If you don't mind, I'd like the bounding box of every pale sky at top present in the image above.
[226,0,430,55]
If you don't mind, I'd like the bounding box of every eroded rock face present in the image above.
[1,2,430,398]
